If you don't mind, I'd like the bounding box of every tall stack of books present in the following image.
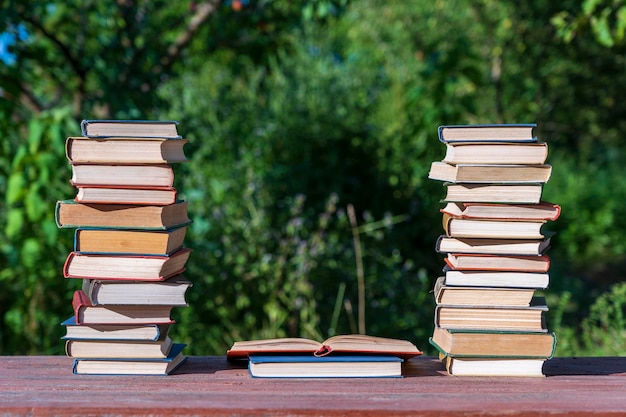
[56,120,192,375]
[427,124,558,377]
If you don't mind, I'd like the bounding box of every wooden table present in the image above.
[1,356,626,416]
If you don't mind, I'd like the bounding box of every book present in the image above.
[62,316,170,341]
[436,236,551,256]
[72,290,175,325]
[441,356,546,377]
[70,164,174,188]
[440,201,561,221]
[74,186,177,205]
[227,334,422,361]
[72,343,187,375]
[433,277,535,307]
[438,124,537,143]
[442,269,549,289]
[445,253,551,272]
[443,183,543,204]
[430,326,557,358]
[65,137,188,164]
[442,213,549,239]
[248,355,403,378]
[55,200,191,230]
[435,297,548,332]
[74,226,187,255]
[441,142,548,165]
[428,162,552,183]
[63,248,191,281]
[70,164,175,188]
[65,334,174,358]
[80,120,180,139]
[82,276,191,306]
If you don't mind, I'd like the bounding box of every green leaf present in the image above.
[5,208,24,238]
[27,118,45,152]
[6,173,25,205]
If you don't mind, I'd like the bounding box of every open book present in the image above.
[227,334,421,361]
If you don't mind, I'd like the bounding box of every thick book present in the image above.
[442,269,549,289]
[82,276,191,306]
[442,213,549,240]
[248,355,403,378]
[440,201,561,221]
[63,248,191,281]
[442,183,543,204]
[80,120,180,139]
[429,162,552,184]
[441,356,546,377]
[55,200,191,230]
[74,226,187,256]
[430,326,557,358]
[445,253,551,272]
[441,142,548,165]
[65,137,188,164]
[65,334,173,359]
[74,185,177,205]
[70,164,175,188]
[433,276,535,307]
[227,335,421,361]
[435,297,548,332]
[436,235,552,256]
[72,290,175,325]
[438,124,537,143]
[62,316,170,341]
[72,343,187,375]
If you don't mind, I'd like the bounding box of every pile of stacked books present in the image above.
[56,120,192,375]
[427,124,558,377]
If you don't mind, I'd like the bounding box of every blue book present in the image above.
[248,355,403,378]
[80,119,181,139]
[72,343,187,375]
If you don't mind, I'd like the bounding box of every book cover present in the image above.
[435,235,552,256]
[65,137,188,164]
[72,290,175,325]
[429,162,552,184]
[248,354,403,378]
[74,185,178,206]
[83,276,191,306]
[440,201,561,221]
[70,163,175,188]
[442,183,544,204]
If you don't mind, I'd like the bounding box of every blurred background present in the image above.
[1,0,625,356]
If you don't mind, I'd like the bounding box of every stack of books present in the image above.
[56,120,192,375]
[427,124,558,377]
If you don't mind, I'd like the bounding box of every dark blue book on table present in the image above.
[72,343,187,375]
[248,355,403,378]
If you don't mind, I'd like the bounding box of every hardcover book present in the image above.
[428,162,552,184]
[441,141,548,165]
[436,235,552,256]
[248,355,404,378]
[440,201,561,221]
[430,326,557,358]
[82,276,191,306]
[63,248,191,281]
[442,269,549,289]
[441,213,549,240]
[61,317,169,341]
[433,276,535,307]
[445,253,551,272]
[72,290,175,325]
[442,183,544,204]
[74,185,177,205]
[55,200,191,230]
[70,164,175,188]
[80,120,181,139]
[74,226,187,256]
[438,124,537,143]
[72,343,187,375]
[65,137,188,164]
[65,334,173,358]
[441,356,546,377]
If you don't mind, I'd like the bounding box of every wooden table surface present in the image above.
[1,355,626,416]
